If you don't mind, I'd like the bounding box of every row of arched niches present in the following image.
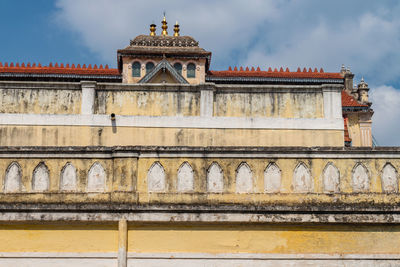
[1,161,399,193]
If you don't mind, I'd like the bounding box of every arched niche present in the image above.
[4,162,22,193]
[60,163,77,191]
[32,162,50,192]
[177,162,194,192]
[322,163,340,193]
[293,162,312,193]
[381,163,398,193]
[207,162,223,193]
[352,163,369,192]
[236,162,253,193]
[147,162,166,192]
[87,162,106,192]
[264,163,281,193]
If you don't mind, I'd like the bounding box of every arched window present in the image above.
[187,63,196,78]
[173,63,182,75]
[146,62,155,74]
[132,62,141,77]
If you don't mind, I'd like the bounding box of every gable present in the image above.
[139,59,188,84]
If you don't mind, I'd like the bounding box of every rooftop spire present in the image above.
[149,23,156,36]
[161,13,168,36]
[174,21,180,37]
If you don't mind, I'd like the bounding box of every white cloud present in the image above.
[370,85,400,146]
[54,0,279,66]
[244,8,400,85]
[54,1,400,79]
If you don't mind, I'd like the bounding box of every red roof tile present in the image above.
[0,62,120,75]
[208,67,343,79]
[343,116,352,143]
[341,91,368,107]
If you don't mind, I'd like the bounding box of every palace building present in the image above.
[0,16,398,266]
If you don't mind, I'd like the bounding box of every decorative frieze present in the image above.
[1,152,399,195]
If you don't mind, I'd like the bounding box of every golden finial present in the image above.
[174,21,180,37]
[161,14,168,36]
[149,23,156,36]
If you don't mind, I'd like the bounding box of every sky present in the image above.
[0,0,399,146]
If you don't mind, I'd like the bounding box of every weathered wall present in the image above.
[348,113,362,146]
[0,126,343,147]
[0,88,81,114]
[0,81,344,147]
[0,147,398,197]
[214,91,324,118]
[96,90,200,116]
[0,223,399,267]
[0,147,398,266]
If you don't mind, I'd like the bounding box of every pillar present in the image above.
[118,219,128,267]
[81,81,97,115]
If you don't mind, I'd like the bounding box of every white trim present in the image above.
[0,252,398,260]
[0,113,344,130]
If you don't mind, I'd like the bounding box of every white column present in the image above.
[322,86,342,119]
[118,219,128,267]
[81,81,97,115]
[200,85,214,117]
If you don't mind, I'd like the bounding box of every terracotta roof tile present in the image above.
[341,91,368,107]
[0,62,120,76]
[208,67,343,79]
[344,116,352,143]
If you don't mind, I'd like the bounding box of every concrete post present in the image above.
[200,84,214,117]
[322,86,342,119]
[118,219,128,267]
[81,81,97,115]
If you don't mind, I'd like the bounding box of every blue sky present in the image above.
[1,0,399,146]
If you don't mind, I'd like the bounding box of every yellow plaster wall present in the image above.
[214,92,324,118]
[128,224,400,254]
[348,113,362,146]
[0,89,81,114]
[0,223,399,255]
[96,91,200,116]
[0,126,343,147]
[0,224,117,252]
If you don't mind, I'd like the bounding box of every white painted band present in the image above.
[0,252,398,260]
[0,113,344,130]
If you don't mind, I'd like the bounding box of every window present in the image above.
[187,63,196,78]
[146,62,155,74]
[132,62,141,77]
[173,63,182,75]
